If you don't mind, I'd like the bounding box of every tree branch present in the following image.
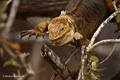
[88,9,120,50]
[3,0,20,36]
[77,6,120,80]
[50,46,78,80]
[100,43,117,64]
[40,44,71,79]
[16,0,69,18]
[87,39,120,52]
[77,46,87,80]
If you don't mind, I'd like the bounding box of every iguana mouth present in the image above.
[51,31,70,44]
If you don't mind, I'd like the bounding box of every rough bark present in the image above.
[40,45,71,79]
[17,0,69,18]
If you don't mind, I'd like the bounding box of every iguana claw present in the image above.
[20,30,44,39]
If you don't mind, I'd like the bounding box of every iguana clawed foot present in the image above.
[20,29,44,39]
[20,21,50,39]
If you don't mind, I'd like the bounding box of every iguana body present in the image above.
[21,0,111,46]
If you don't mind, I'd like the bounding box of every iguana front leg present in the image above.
[20,21,50,39]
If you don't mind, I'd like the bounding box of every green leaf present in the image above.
[4,59,21,68]
[91,73,99,80]
[90,56,99,62]
[4,60,12,67]
[116,14,120,23]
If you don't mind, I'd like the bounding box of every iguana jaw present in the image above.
[58,30,74,45]
[51,30,74,46]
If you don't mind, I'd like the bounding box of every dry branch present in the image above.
[100,43,117,64]
[50,46,78,80]
[77,46,87,80]
[40,44,71,79]
[88,39,120,52]
[88,9,120,50]
[4,0,20,35]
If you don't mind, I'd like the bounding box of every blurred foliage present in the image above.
[3,38,21,50]
[4,58,21,69]
[84,56,105,80]
[0,1,26,76]
[67,77,72,80]
[0,1,7,31]
[116,14,120,23]
[115,2,120,23]
[0,1,7,12]
[3,51,30,75]
[15,51,30,59]
[115,4,120,32]
[0,47,4,57]
[115,4,120,23]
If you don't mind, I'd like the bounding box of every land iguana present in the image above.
[20,0,118,46]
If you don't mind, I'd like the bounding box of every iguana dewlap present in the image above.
[21,0,110,46]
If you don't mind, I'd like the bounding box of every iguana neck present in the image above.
[65,0,110,39]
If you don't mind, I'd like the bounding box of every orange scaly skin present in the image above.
[21,0,111,46]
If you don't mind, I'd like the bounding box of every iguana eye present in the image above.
[61,27,64,31]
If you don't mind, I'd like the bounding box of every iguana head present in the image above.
[48,16,74,45]
[48,11,83,46]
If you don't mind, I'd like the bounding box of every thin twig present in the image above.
[87,39,120,52]
[65,46,78,64]
[77,46,86,80]
[0,35,17,59]
[100,43,117,64]
[88,10,120,49]
[99,32,119,64]
[112,0,118,10]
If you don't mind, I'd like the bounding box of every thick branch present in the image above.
[50,46,78,80]
[40,44,71,79]
[17,0,69,18]
[4,0,20,34]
